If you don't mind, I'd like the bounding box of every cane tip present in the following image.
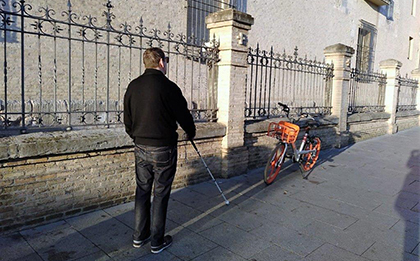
[225,200,230,205]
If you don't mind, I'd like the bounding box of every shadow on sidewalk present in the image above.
[395,150,420,258]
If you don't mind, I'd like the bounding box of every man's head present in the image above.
[143,47,169,74]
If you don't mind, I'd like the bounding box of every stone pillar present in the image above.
[380,59,402,134]
[324,44,355,147]
[206,9,254,178]
[410,68,420,126]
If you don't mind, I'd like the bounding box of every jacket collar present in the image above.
[143,68,165,76]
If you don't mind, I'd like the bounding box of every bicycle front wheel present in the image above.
[299,137,321,175]
[264,143,286,185]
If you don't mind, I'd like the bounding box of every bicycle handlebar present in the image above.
[277,102,320,128]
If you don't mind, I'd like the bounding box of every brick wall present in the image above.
[0,148,135,232]
[0,123,226,233]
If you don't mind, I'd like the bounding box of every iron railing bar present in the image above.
[128,34,132,81]
[68,9,72,130]
[267,48,273,118]
[253,46,259,119]
[37,22,42,127]
[263,52,269,117]
[3,15,8,128]
[20,0,25,129]
[191,48,194,110]
[81,39,85,111]
[94,41,98,113]
[117,46,121,111]
[106,23,110,127]
[139,35,143,75]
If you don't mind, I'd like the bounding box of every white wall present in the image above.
[246,0,420,75]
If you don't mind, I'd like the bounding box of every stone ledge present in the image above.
[245,115,339,134]
[347,112,390,123]
[396,110,420,118]
[324,43,355,55]
[0,122,226,162]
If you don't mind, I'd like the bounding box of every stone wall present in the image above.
[396,111,420,131]
[0,122,226,233]
[347,112,391,142]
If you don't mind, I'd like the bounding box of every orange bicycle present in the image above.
[264,102,322,185]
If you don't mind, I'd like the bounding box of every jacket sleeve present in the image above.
[168,85,196,139]
[123,86,134,140]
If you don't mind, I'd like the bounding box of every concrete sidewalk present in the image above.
[1,127,419,261]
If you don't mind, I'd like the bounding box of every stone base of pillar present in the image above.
[220,147,249,178]
[335,129,350,148]
[388,122,398,134]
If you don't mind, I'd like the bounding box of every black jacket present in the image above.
[124,69,196,146]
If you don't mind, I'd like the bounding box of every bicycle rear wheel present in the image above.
[264,143,286,185]
[299,137,321,176]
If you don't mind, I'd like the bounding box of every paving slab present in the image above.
[345,220,419,254]
[236,199,313,231]
[199,222,270,259]
[290,190,399,230]
[248,245,303,261]
[190,246,247,261]
[299,220,375,256]
[0,234,43,261]
[20,221,99,261]
[135,251,182,261]
[291,202,358,229]
[304,243,370,261]
[216,205,264,232]
[390,219,420,240]
[362,241,419,261]
[73,251,111,261]
[166,228,217,260]
[249,221,325,257]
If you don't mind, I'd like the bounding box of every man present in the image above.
[124,47,196,254]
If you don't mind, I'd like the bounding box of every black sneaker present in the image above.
[133,235,151,248]
[151,235,173,254]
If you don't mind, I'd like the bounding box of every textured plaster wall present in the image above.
[246,0,420,75]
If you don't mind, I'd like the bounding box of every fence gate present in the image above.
[0,0,219,133]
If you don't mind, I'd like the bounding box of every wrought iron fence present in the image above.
[348,69,387,114]
[0,0,219,132]
[397,76,418,112]
[245,44,334,119]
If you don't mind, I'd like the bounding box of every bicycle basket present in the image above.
[267,121,300,143]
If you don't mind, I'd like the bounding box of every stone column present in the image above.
[379,59,402,134]
[206,9,254,178]
[324,44,355,147]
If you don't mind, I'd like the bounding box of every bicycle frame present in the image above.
[280,130,317,164]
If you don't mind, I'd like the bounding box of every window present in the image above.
[187,0,247,43]
[379,0,394,20]
[408,37,414,60]
[355,21,377,72]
